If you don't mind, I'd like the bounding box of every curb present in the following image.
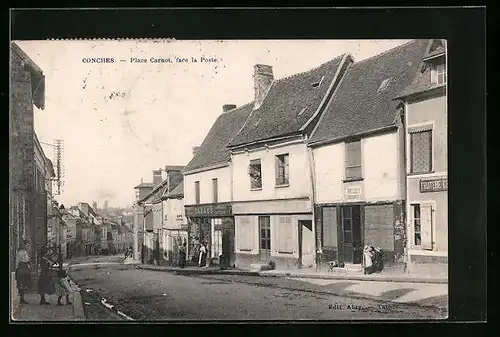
[258,272,448,284]
[72,291,86,320]
[136,265,260,277]
[136,265,447,284]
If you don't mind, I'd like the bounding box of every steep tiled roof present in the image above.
[395,40,446,99]
[227,55,347,148]
[183,103,254,172]
[309,40,429,145]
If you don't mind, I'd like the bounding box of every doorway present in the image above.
[340,205,362,264]
[298,220,314,268]
[259,216,271,262]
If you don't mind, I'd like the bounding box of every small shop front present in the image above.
[185,202,235,267]
[406,175,448,277]
[315,181,406,270]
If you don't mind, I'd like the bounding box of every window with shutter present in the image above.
[275,154,290,186]
[345,141,362,179]
[194,181,200,204]
[420,204,433,250]
[410,130,433,173]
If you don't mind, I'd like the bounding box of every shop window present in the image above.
[194,181,200,204]
[410,130,433,173]
[249,159,262,189]
[322,207,337,247]
[275,154,290,186]
[345,140,362,180]
[411,203,433,250]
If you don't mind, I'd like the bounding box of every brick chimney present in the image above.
[192,146,200,157]
[253,64,274,110]
[153,169,162,186]
[222,104,237,113]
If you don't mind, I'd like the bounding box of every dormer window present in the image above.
[377,78,391,92]
[430,58,447,85]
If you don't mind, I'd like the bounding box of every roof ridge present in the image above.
[352,40,419,66]
[273,53,347,83]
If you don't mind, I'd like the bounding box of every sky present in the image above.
[15,39,410,208]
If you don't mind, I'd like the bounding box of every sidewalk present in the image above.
[136,264,448,284]
[11,272,85,322]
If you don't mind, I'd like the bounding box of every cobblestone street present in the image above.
[68,263,447,321]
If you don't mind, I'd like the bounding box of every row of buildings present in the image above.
[134,39,447,277]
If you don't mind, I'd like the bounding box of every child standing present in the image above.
[54,270,73,305]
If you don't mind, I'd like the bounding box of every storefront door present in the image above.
[259,216,271,262]
[340,205,362,264]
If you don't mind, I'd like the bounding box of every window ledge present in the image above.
[408,170,435,176]
[250,187,263,191]
[343,177,364,183]
[275,183,290,189]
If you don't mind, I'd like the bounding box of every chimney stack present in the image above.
[222,104,237,113]
[253,64,274,110]
[153,169,162,186]
[192,146,200,157]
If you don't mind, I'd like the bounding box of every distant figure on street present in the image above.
[54,270,72,305]
[198,242,206,267]
[15,240,32,305]
[179,241,187,268]
[124,247,133,259]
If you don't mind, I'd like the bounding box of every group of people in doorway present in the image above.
[15,240,74,306]
[176,241,207,268]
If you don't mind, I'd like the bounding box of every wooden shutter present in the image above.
[322,207,337,248]
[284,155,290,184]
[420,204,433,250]
[238,218,252,251]
[284,216,293,253]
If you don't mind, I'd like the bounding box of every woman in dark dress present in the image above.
[178,242,187,268]
[37,248,53,305]
[15,240,32,304]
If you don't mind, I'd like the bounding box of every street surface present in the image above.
[68,259,447,321]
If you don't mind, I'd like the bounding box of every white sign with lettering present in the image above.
[344,185,362,200]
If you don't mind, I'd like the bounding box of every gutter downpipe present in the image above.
[306,139,319,271]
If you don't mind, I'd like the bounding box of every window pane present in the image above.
[346,141,361,166]
[411,131,432,173]
[261,239,266,249]
[343,231,352,243]
[346,166,362,179]
[414,233,421,245]
[413,205,421,219]
[343,219,352,230]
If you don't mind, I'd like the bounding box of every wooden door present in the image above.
[258,216,271,262]
[340,206,362,263]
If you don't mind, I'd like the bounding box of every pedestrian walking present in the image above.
[198,242,206,267]
[54,270,72,305]
[179,241,187,268]
[15,240,32,305]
